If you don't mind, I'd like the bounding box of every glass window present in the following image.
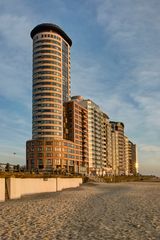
[38,159,43,164]
[47,159,52,165]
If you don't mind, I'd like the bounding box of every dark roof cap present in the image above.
[110,121,124,127]
[30,23,72,46]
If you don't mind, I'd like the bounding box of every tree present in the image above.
[16,164,20,172]
[5,163,10,172]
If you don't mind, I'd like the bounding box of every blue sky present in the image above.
[0,0,160,176]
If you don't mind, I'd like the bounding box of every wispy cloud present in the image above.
[91,0,160,174]
[0,0,34,164]
[71,58,105,99]
[0,2,34,104]
[138,144,160,176]
[140,144,160,153]
[0,14,31,49]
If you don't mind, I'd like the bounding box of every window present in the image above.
[33,92,61,98]
[47,159,52,165]
[46,153,52,157]
[33,103,61,108]
[33,114,62,120]
[38,159,43,164]
[34,60,61,66]
[55,153,61,157]
[33,71,61,77]
[55,147,61,151]
[38,147,43,151]
[33,49,61,56]
[33,98,61,104]
[34,132,62,136]
[33,120,61,125]
[33,65,61,72]
[34,44,61,51]
[38,153,43,157]
[33,55,61,62]
[46,147,52,151]
[33,87,61,93]
[33,76,61,82]
[55,159,60,165]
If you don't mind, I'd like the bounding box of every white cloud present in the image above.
[138,146,160,176]
[0,14,31,49]
[92,0,160,175]
[94,0,160,130]
[0,108,31,165]
[71,59,104,98]
[139,144,160,153]
[0,0,34,165]
[0,2,34,104]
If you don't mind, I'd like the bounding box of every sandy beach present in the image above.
[0,182,160,240]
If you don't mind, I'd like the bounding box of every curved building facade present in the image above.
[26,23,89,174]
[31,23,71,140]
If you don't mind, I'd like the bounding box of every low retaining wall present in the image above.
[3,177,82,201]
[0,178,5,202]
[57,177,83,191]
[7,178,57,200]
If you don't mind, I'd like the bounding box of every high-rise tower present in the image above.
[31,23,72,140]
[111,121,125,175]
[26,23,89,174]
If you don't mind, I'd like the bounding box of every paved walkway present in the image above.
[0,182,160,240]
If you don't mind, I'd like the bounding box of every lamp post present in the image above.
[13,152,16,164]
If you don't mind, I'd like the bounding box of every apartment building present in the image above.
[111,121,125,175]
[63,97,89,174]
[124,136,129,175]
[124,136,138,176]
[111,129,119,175]
[104,114,113,175]
[26,23,88,174]
[128,141,138,175]
[75,98,111,175]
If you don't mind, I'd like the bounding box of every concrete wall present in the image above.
[5,177,82,200]
[0,178,5,202]
[57,177,83,191]
[7,177,57,199]
[21,178,57,196]
[7,177,21,199]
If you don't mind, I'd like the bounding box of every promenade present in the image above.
[0,182,160,240]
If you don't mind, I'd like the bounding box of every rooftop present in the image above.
[30,23,72,46]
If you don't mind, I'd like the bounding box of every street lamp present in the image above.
[13,152,16,163]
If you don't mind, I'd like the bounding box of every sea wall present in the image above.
[56,177,83,191]
[4,177,82,200]
[0,178,5,202]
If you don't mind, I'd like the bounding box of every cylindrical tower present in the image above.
[30,23,72,140]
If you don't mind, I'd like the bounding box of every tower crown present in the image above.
[30,23,72,46]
